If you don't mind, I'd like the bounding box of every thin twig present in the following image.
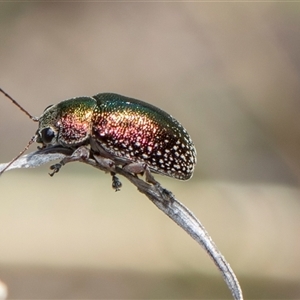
[0,148,243,300]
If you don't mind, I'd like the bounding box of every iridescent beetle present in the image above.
[0,89,197,190]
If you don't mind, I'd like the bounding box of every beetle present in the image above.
[0,89,197,190]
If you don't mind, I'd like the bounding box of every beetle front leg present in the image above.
[49,146,90,176]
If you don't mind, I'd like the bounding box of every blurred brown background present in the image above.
[1,2,300,299]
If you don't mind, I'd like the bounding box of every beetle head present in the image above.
[36,104,60,147]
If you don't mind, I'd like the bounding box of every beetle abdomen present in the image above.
[91,93,196,180]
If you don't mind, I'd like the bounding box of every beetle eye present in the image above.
[40,127,55,144]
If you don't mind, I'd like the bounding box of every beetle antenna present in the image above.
[0,135,37,175]
[0,88,38,122]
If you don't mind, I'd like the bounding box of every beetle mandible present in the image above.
[0,90,197,190]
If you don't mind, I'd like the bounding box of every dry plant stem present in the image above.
[0,149,243,300]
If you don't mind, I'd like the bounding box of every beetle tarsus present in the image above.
[48,146,90,176]
[49,163,63,176]
[155,183,175,205]
[111,173,122,191]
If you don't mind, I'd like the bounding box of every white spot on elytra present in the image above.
[180,154,186,161]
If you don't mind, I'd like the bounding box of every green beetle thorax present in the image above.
[36,97,97,147]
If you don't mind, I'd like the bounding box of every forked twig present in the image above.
[0,148,243,300]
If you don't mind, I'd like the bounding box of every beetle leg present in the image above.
[144,166,158,185]
[123,162,174,203]
[93,154,122,191]
[122,162,145,176]
[111,172,122,191]
[157,185,175,204]
[93,154,115,172]
[123,162,158,185]
[143,166,175,203]
[49,146,90,176]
